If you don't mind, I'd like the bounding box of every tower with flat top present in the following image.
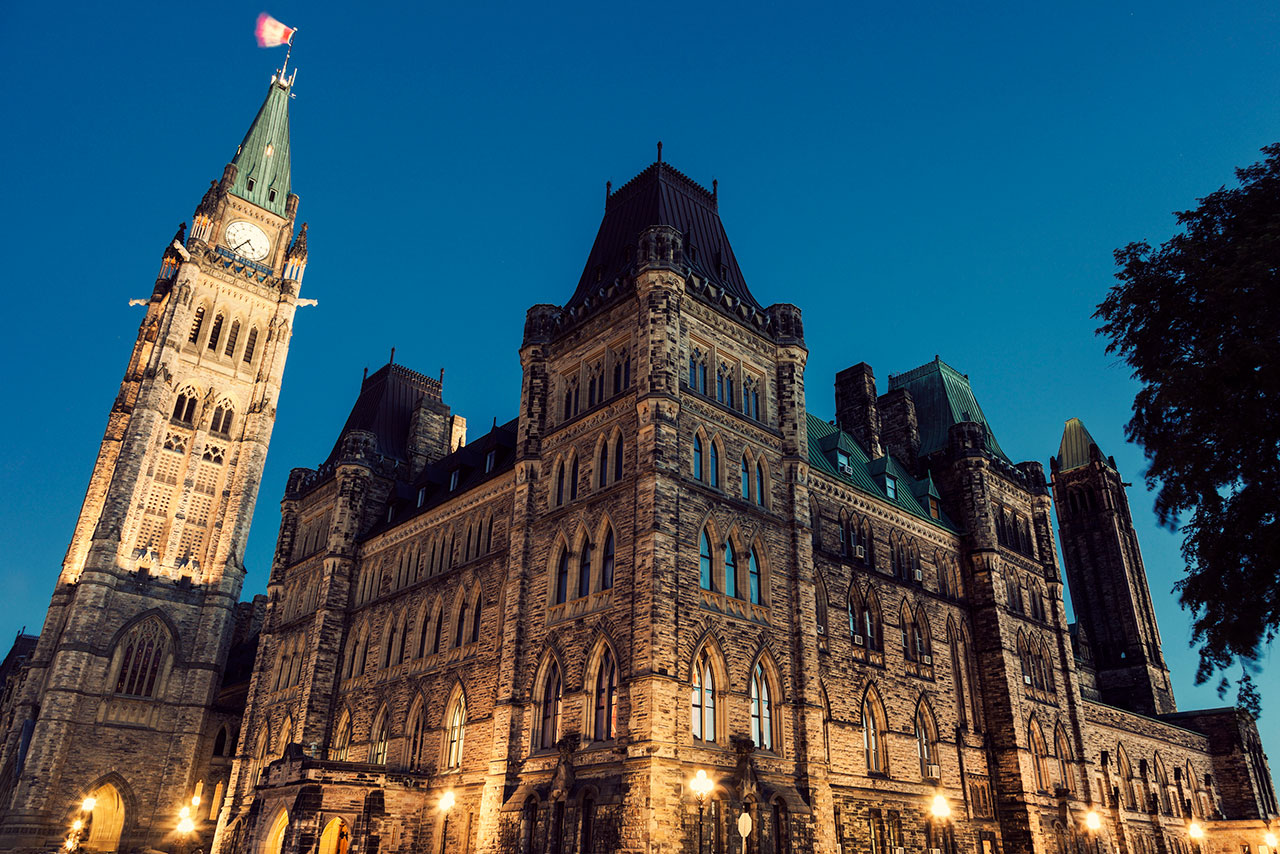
[0,66,307,854]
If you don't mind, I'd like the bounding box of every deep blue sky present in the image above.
[1,1,1275,758]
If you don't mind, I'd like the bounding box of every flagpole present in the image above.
[280,30,295,80]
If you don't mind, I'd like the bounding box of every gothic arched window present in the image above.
[699,530,714,591]
[915,704,939,778]
[692,650,717,743]
[1029,718,1050,793]
[552,545,568,604]
[242,327,259,363]
[862,693,887,774]
[113,619,168,698]
[748,546,763,605]
[445,693,466,769]
[207,313,224,350]
[613,433,623,481]
[693,434,704,481]
[407,704,426,770]
[223,319,240,357]
[470,597,482,644]
[330,713,352,761]
[598,439,609,487]
[172,389,198,425]
[750,661,774,751]
[370,708,389,765]
[188,306,206,343]
[724,542,738,599]
[741,454,751,499]
[539,662,562,749]
[578,536,593,598]
[601,528,615,590]
[593,648,618,742]
[756,460,766,507]
[454,599,467,648]
[709,440,720,488]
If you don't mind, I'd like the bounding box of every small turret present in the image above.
[284,222,308,283]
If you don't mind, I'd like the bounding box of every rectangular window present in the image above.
[885,476,897,500]
[485,450,496,473]
[417,487,426,507]
[449,470,460,491]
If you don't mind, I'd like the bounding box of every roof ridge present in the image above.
[607,161,717,211]
[887,356,968,389]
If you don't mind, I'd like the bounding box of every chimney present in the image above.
[835,363,881,457]
[878,388,920,474]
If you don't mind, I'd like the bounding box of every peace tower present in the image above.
[0,66,307,854]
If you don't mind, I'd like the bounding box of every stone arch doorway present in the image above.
[262,809,289,854]
[82,782,126,853]
[318,817,349,854]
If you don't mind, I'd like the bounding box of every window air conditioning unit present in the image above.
[1023,675,1033,685]
[922,654,932,665]
[929,847,943,854]
[914,569,924,582]
[854,545,866,560]
[853,634,865,646]
[927,765,941,779]
[894,847,906,854]
[838,463,855,476]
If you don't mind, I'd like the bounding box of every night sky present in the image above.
[1,1,1275,760]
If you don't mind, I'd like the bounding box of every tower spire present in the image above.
[228,73,294,217]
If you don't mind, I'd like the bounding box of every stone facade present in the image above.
[0,72,306,854]
[215,159,1274,854]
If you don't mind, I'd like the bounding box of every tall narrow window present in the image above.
[601,528,615,590]
[330,714,352,761]
[741,455,751,499]
[863,697,883,773]
[916,707,938,777]
[598,441,609,487]
[407,706,426,770]
[692,651,716,742]
[756,462,765,506]
[242,327,258,363]
[207,313,224,350]
[454,600,467,647]
[613,434,623,481]
[750,662,773,750]
[579,538,593,598]
[555,462,565,506]
[693,435,704,480]
[471,598,482,644]
[570,456,579,500]
[370,712,388,765]
[445,695,466,769]
[709,441,720,488]
[188,306,205,343]
[749,547,762,604]
[594,648,618,741]
[554,547,569,605]
[432,608,444,654]
[700,530,714,591]
[540,663,562,748]
[224,320,240,357]
[724,543,738,598]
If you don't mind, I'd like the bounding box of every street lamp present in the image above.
[690,770,716,854]
[1084,811,1102,832]
[66,795,97,852]
[438,790,455,854]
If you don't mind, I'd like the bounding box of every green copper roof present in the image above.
[1057,417,1104,472]
[230,77,292,217]
[887,357,1011,463]
[807,413,957,532]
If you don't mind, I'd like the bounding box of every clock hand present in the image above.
[234,240,250,253]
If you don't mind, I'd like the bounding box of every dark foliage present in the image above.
[1097,144,1280,713]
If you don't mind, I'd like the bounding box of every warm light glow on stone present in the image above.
[1266,833,1278,848]
[931,795,951,819]
[691,769,715,799]
[71,820,82,831]
[1189,822,1205,840]
[1085,811,1102,831]
[439,791,455,812]
[81,797,96,812]
[179,806,190,819]
[177,816,195,834]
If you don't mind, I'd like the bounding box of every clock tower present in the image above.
[0,67,307,854]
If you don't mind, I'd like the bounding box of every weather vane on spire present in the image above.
[256,13,298,83]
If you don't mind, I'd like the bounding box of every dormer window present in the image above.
[449,470,460,491]
[885,476,897,500]
[386,505,394,523]
[836,450,850,470]
[268,189,277,203]
[485,450,496,473]
[929,497,940,519]
[247,178,256,192]
[417,487,427,507]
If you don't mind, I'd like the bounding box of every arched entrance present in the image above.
[318,818,350,854]
[263,809,289,854]
[82,783,125,853]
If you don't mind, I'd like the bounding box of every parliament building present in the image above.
[0,64,1275,854]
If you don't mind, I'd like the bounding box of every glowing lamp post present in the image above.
[66,796,97,852]
[1188,820,1205,854]
[690,770,716,854]
[438,791,456,854]
[1084,811,1102,832]
[931,795,951,821]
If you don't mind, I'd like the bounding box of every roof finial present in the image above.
[439,368,445,384]
[362,366,368,381]
[605,180,611,207]
[657,140,663,163]
[390,346,396,364]
[712,179,718,200]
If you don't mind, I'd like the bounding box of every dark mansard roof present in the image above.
[325,363,444,466]
[566,159,762,313]
[888,357,1012,463]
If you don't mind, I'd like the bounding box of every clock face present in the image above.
[225,221,270,261]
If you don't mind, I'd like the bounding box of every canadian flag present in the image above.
[255,13,295,48]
